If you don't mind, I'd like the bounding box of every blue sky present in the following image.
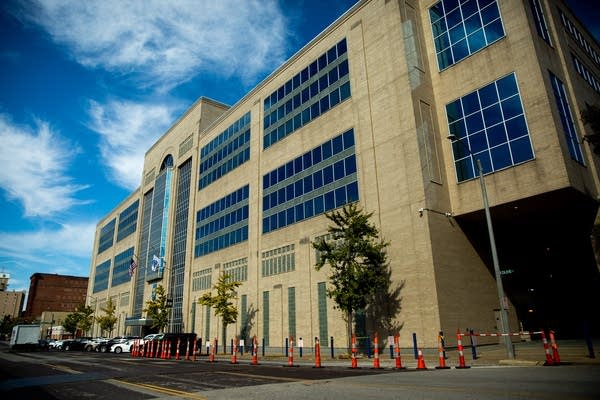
[0,0,598,296]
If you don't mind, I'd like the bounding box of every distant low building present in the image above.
[0,290,26,319]
[25,273,88,320]
[0,272,26,319]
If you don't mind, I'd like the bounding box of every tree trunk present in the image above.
[222,322,227,354]
[346,309,353,353]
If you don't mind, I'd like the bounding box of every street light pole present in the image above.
[475,159,514,360]
[448,135,514,359]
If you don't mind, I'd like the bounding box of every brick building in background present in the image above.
[25,273,88,320]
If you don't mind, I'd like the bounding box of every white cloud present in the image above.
[88,99,175,190]
[0,222,96,291]
[19,0,288,90]
[0,114,90,217]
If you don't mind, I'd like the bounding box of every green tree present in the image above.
[198,272,241,354]
[143,285,170,332]
[581,103,600,155]
[582,103,600,268]
[312,203,390,350]
[63,312,81,337]
[95,298,117,337]
[75,303,95,336]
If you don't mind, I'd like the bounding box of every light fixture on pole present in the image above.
[447,133,515,360]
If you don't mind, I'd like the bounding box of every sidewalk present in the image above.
[201,339,600,368]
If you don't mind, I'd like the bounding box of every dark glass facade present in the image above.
[430,0,505,70]
[446,73,534,182]
[97,218,115,254]
[194,185,249,257]
[169,158,192,332]
[116,200,139,242]
[263,39,351,149]
[262,129,358,233]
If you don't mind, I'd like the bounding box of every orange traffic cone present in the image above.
[435,334,450,369]
[208,338,216,362]
[231,337,238,364]
[350,334,358,369]
[455,329,471,369]
[251,336,259,365]
[185,338,191,361]
[541,330,554,366]
[313,337,323,368]
[393,334,406,370]
[416,348,427,370]
[549,330,561,365]
[192,338,198,362]
[372,333,382,369]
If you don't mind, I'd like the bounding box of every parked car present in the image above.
[110,339,135,354]
[61,337,93,351]
[97,336,140,353]
[50,339,64,350]
[84,337,108,352]
[142,333,163,343]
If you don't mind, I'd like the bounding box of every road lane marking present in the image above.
[109,379,208,399]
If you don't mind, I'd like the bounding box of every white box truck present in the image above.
[10,324,41,350]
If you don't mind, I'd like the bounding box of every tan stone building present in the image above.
[88,0,600,349]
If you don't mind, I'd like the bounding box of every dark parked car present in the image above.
[61,337,93,351]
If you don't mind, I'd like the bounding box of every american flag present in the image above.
[128,258,137,277]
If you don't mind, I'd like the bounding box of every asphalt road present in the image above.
[1,349,599,399]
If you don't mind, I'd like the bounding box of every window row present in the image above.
[549,71,585,165]
[98,219,116,254]
[530,0,552,46]
[224,257,248,282]
[194,225,249,257]
[446,73,535,182]
[200,130,250,173]
[117,200,139,242]
[262,181,359,234]
[560,10,600,67]
[196,205,249,239]
[264,81,351,149]
[430,0,505,70]
[192,268,212,291]
[264,38,347,111]
[93,259,111,293]
[199,147,250,190]
[264,59,349,130]
[262,252,295,277]
[197,185,250,222]
[112,247,135,287]
[200,112,251,158]
[572,54,600,94]
[263,155,357,212]
[263,129,355,189]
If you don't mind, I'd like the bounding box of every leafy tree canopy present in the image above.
[313,203,390,343]
[143,285,171,332]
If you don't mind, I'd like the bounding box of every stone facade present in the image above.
[89,0,600,348]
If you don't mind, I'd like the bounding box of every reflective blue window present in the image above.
[117,200,139,242]
[549,72,584,164]
[429,0,505,70]
[93,259,111,293]
[262,39,351,149]
[262,129,359,233]
[194,185,249,257]
[98,219,116,254]
[446,73,534,182]
[199,112,251,190]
